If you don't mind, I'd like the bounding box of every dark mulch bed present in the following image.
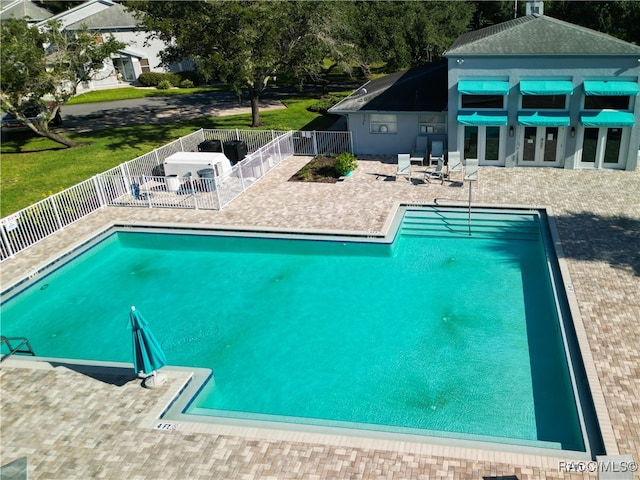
[289,156,341,183]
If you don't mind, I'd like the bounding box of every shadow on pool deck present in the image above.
[48,361,138,387]
[555,212,640,276]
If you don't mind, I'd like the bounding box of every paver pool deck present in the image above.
[1,156,639,479]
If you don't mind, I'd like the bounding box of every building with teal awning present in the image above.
[331,3,640,170]
[445,9,640,170]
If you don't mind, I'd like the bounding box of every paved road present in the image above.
[60,90,285,133]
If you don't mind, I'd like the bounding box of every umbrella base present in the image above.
[142,372,166,389]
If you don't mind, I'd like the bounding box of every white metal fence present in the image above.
[0,129,351,262]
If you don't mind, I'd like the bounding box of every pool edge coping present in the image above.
[544,208,619,457]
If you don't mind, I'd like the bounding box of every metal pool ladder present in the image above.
[1,336,35,362]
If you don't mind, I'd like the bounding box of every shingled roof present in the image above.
[65,2,137,31]
[447,15,640,56]
[0,0,53,22]
[329,60,448,114]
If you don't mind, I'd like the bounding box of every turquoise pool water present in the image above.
[0,208,585,451]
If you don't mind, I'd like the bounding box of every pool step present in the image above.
[401,208,540,240]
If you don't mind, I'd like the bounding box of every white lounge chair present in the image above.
[425,158,445,184]
[464,158,479,181]
[429,140,444,166]
[447,151,463,182]
[410,135,428,165]
[397,153,411,180]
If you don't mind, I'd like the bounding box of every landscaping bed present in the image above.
[289,156,342,183]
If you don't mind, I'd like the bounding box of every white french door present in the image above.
[578,127,628,169]
[518,126,565,167]
[462,126,505,165]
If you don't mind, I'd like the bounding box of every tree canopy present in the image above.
[350,1,475,71]
[0,18,124,147]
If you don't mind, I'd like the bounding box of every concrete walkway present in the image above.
[1,157,639,479]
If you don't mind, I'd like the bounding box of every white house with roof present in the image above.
[34,0,191,91]
[331,10,640,171]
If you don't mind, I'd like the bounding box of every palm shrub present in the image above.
[333,152,358,175]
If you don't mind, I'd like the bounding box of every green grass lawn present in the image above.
[66,85,230,105]
[0,94,347,217]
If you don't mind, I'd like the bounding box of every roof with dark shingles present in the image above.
[447,15,640,56]
[329,60,448,114]
[0,0,53,22]
[65,2,137,30]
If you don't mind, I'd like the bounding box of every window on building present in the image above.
[370,114,397,133]
[583,96,631,110]
[521,95,567,109]
[140,58,150,73]
[461,95,504,109]
[418,113,447,134]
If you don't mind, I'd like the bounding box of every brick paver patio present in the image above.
[1,156,638,479]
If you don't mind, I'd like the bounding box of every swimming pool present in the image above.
[0,206,601,456]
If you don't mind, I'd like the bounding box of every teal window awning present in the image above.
[580,111,635,127]
[458,80,510,96]
[457,111,508,126]
[519,80,574,96]
[583,81,639,96]
[517,112,571,126]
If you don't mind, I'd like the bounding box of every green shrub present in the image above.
[166,72,181,87]
[333,152,358,176]
[307,95,342,114]
[176,70,205,86]
[138,71,182,87]
[179,79,194,88]
[157,79,173,90]
[137,72,165,87]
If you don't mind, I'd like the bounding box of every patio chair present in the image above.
[464,158,479,182]
[425,158,445,184]
[410,135,428,165]
[447,151,463,182]
[429,140,444,166]
[396,153,411,181]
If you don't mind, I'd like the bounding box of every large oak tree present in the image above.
[127,0,357,127]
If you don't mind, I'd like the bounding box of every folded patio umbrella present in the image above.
[129,306,167,388]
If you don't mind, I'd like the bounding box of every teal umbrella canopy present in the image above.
[129,306,167,375]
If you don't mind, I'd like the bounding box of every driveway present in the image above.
[60,90,285,133]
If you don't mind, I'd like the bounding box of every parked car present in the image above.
[1,103,62,135]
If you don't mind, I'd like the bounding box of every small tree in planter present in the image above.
[334,152,358,176]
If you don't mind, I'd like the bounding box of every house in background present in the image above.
[30,0,192,92]
[37,0,192,91]
[331,7,640,170]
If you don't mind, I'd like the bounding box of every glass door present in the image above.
[463,126,478,161]
[519,126,564,166]
[603,128,623,167]
[462,126,504,165]
[521,126,537,164]
[484,126,502,164]
[579,127,627,169]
